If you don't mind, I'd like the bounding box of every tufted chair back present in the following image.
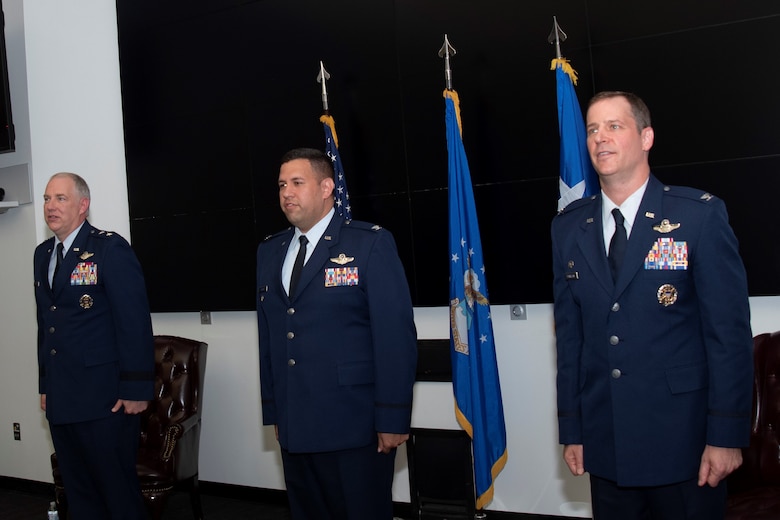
[51,335,207,520]
[726,331,780,519]
[136,335,207,518]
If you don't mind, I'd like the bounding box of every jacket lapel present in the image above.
[290,215,343,299]
[576,198,613,296]
[614,175,664,295]
[52,222,92,296]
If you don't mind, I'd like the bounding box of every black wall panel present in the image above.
[117,0,780,311]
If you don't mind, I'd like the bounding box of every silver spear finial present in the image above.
[547,16,568,59]
[438,34,457,90]
[316,60,331,112]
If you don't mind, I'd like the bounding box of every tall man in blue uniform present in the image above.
[552,92,753,519]
[256,148,417,519]
[34,172,154,519]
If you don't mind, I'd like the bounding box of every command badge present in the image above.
[656,284,678,307]
[79,294,94,309]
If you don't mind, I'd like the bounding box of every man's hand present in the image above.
[563,444,585,476]
[698,445,742,487]
[377,432,409,454]
[111,399,149,414]
[40,394,46,411]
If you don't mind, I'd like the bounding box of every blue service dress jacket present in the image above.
[256,216,418,454]
[551,175,753,487]
[34,221,154,426]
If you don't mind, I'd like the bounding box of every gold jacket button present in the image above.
[287,307,295,315]
[287,359,296,367]
[609,335,619,345]
[611,369,622,379]
[287,332,295,340]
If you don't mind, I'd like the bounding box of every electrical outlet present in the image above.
[13,422,20,441]
[510,304,527,320]
[200,311,211,325]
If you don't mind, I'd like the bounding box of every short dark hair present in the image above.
[280,148,334,181]
[588,91,652,132]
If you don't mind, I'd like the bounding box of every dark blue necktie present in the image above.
[52,242,64,289]
[288,235,308,296]
[608,209,627,282]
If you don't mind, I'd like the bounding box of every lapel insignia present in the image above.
[324,235,332,241]
[330,253,355,265]
[73,247,80,252]
[567,260,575,269]
[80,251,94,260]
[652,219,681,233]
[645,212,655,218]
[586,217,594,224]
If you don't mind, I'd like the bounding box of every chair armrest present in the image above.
[160,415,201,461]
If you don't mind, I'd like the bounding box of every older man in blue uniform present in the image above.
[552,92,753,519]
[256,148,417,519]
[34,172,154,519]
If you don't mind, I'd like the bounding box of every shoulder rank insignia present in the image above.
[653,219,681,233]
[80,251,94,260]
[700,193,713,201]
[371,225,382,231]
[330,253,355,265]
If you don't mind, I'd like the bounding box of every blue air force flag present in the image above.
[445,89,508,510]
[552,58,599,211]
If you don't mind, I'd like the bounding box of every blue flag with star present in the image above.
[552,58,599,211]
[445,89,507,510]
[321,114,352,219]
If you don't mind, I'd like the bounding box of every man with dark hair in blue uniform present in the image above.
[34,172,154,519]
[256,148,417,519]
[552,92,753,519]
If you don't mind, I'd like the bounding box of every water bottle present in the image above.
[47,501,59,520]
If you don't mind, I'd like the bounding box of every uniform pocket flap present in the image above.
[665,363,707,394]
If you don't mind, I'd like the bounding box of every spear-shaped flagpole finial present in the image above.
[547,16,567,59]
[317,60,331,112]
[438,34,457,90]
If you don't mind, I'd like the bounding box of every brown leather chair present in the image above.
[52,335,208,520]
[726,331,780,519]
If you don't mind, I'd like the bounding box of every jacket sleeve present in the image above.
[366,229,417,434]
[102,237,155,401]
[691,199,753,448]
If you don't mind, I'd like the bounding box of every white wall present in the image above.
[0,1,778,517]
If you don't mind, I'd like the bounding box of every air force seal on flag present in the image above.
[450,267,489,356]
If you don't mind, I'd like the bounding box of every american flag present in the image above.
[320,114,351,220]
